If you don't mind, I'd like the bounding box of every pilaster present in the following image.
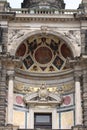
[7,70,14,125]
[1,27,8,53]
[0,54,21,127]
[6,57,21,126]
[74,74,82,125]
[81,30,86,55]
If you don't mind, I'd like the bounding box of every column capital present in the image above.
[7,70,15,80]
[7,70,14,75]
[74,74,81,82]
[0,54,22,69]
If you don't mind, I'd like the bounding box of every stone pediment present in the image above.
[24,85,63,106]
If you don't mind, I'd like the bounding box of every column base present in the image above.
[6,123,13,126]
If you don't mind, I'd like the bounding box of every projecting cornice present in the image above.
[0,9,83,22]
[14,15,77,22]
[0,12,16,21]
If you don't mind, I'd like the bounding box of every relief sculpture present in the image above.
[23,84,63,106]
[8,29,27,44]
[63,30,81,46]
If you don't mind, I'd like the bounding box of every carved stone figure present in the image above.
[63,30,81,46]
[8,29,25,43]
[39,84,48,101]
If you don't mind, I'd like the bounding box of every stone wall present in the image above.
[0,26,8,126]
[0,125,19,130]
[0,62,7,126]
[82,69,87,126]
[1,27,8,53]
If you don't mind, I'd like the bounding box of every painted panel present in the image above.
[13,110,25,128]
[61,111,74,129]
[61,94,74,107]
[13,94,25,107]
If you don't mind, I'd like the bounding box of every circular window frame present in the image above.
[33,45,54,67]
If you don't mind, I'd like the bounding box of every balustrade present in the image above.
[3,8,82,15]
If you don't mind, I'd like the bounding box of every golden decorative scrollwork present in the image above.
[14,82,74,94]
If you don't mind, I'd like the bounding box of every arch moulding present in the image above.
[8,30,77,57]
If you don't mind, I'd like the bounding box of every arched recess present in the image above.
[9,30,77,57]
[14,30,76,73]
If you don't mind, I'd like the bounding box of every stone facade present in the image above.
[0,0,87,130]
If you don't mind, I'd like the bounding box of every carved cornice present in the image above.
[0,54,22,69]
[0,12,16,21]
[15,68,73,79]
[66,56,87,69]
[74,13,87,20]
[13,16,77,23]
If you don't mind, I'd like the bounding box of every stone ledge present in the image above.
[72,125,87,130]
[0,125,19,130]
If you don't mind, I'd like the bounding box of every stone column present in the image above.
[7,70,14,125]
[5,57,21,126]
[75,75,82,125]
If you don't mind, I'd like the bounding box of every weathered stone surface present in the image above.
[72,125,87,130]
[0,66,7,126]
[1,28,8,53]
[0,125,19,130]
[82,70,87,126]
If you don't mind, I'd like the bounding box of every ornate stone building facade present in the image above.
[0,0,87,130]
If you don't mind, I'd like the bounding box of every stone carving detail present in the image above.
[8,29,28,44]
[24,84,63,106]
[14,81,74,94]
[63,30,81,46]
[39,84,49,101]
[40,26,48,33]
